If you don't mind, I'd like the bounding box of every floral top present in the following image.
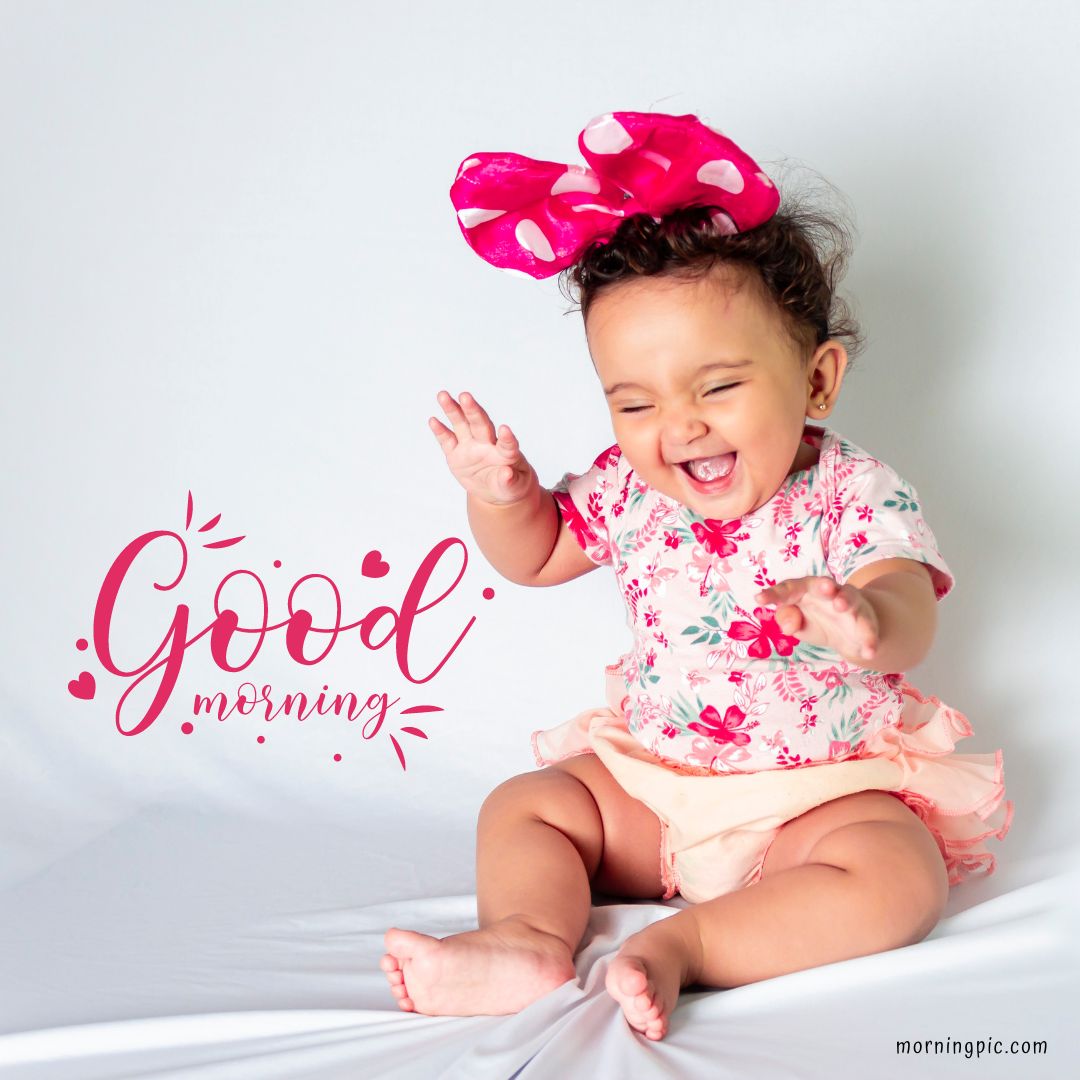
[550,423,955,774]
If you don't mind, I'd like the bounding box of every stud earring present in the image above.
[817,403,827,411]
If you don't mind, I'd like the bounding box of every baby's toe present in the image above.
[379,953,400,973]
[390,983,409,999]
[637,992,661,1019]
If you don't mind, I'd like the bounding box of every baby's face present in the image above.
[585,268,844,522]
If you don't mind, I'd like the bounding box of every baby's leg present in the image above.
[606,790,950,1040]
[381,754,664,1017]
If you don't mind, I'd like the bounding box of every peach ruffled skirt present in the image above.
[532,663,1013,905]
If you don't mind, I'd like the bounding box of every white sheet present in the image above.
[4,1,1080,1077]
[0,810,1076,1078]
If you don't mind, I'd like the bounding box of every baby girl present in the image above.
[380,111,1012,1041]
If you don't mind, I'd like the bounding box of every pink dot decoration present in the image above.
[257,735,265,744]
[76,638,88,650]
[483,587,495,600]
[333,753,342,762]
[181,722,194,735]
[273,559,282,568]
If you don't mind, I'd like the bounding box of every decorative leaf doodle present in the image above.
[389,734,407,770]
[203,536,245,549]
[183,491,245,549]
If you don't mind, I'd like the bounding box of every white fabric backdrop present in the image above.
[2,1,1077,1076]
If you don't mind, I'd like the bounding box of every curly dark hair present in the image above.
[558,176,865,371]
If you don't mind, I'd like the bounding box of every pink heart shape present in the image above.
[362,550,390,578]
[68,671,96,700]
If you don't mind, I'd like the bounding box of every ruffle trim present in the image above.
[858,680,1014,887]
[533,676,1013,891]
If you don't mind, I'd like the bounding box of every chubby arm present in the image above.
[847,559,938,673]
[756,558,939,673]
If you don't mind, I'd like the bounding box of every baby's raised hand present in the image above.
[755,576,880,664]
[428,390,538,507]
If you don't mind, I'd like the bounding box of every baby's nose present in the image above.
[664,411,709,444]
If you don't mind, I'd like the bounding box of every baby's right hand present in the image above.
[428,390,539,507]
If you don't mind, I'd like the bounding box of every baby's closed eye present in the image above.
[619,383,742,414]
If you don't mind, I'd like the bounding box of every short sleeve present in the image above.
[549,444,622,568]
[825,452,955,601]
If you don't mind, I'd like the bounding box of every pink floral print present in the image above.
[547,424,956,773]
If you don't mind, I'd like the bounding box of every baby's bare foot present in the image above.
[605,919,697,1040]
[380,916,577,1016]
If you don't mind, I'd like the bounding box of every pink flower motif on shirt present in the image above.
[687,702,752,746]
[653,630,670,649]
[552,490,593,544]
[690,518,746,558]
[752,565,778,590]
[739,548,777,590]
[636,692,674,726]
[643,605,661,628]
[639,555,678,595]
[685,735,752,772]
[856,504,874,523]
[782,541,801,561]
[760,729,788,751]
[776,746,806,768]
[847,531,868,550]
[663,531,681,550]
[681,668,711,691]
[553,489,613,565]
[808,665,847,692]
[685,544,720,597]
[594,445,621,471]
[784,521,803,541]
[726,606,801,660]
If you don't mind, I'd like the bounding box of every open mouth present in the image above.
[678,452,737,483]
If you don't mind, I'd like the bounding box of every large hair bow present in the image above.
[449,111,780,279]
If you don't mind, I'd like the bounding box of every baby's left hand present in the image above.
[755,576,880,663]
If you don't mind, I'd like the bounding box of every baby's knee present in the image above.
[833,820,950,944]
[478,767,600,831]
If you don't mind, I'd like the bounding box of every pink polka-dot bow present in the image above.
[450,111,780,280]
